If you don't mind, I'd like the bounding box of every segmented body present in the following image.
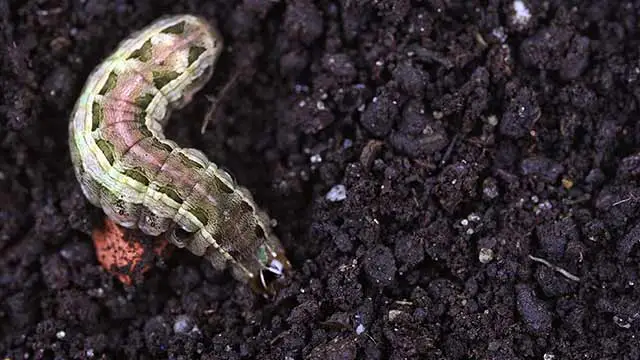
[69,15,289,295]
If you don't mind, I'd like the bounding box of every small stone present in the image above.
[468,213,481,222]
[388,310,403,321]
[310,154,322,163]
[326,184,347,202]
[355,323,365,335]
[511,0,531,27]
[56,330,66,339]
[479,248,494,263]
[173,315,195,334]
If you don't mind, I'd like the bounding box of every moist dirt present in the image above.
[2,0,640,359]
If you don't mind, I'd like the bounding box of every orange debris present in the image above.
[92,217,170,285]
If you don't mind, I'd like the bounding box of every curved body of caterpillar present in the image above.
[69,14,290,296]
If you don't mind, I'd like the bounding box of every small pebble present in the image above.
[173,315,195,334]
[56,330,66,339]
[355,323,365,335]
[326,184,347,202]
[479,248,494,263]
[388,310,403,322]
[486,114,499,126]
[512,0,531,26]
[310,154,322,163]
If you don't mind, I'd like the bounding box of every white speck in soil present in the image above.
[326,184,347,202]
[479,248,494,263]
[310,154,322,163]
[173,315,195,334]
[512,0,531,25]
[613,315,632,329]
[491,27,507,43]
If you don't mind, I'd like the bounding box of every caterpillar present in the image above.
[68,14,290,296]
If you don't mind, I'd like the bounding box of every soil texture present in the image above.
[2,0,640,359]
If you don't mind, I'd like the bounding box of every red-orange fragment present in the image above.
[92,217,170,285]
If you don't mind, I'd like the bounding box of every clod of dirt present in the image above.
[392,61,428,96]
[499,86,540,138]
[322,53,357,84]
[389,100,448,158]
[434,161,480,213]
[284,0,323,45]
[363,245,396,287]
[560,35,591,81]
[360,87,400,138]
[618,152,640,178]
[617,222,640,261]
[515,284,552,335]
[308,335,357,360]
[144,315,171,354]
[41,254,71,290]
[535,218,578,260]
[393,229,426,272]
[520,156,564,183]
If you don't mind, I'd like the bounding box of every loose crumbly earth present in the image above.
[2,0,640,359]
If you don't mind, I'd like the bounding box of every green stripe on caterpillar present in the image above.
[69,14,290,296]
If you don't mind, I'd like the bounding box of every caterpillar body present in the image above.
[69,14,290,296]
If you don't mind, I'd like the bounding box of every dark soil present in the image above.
[2,0,640,359]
